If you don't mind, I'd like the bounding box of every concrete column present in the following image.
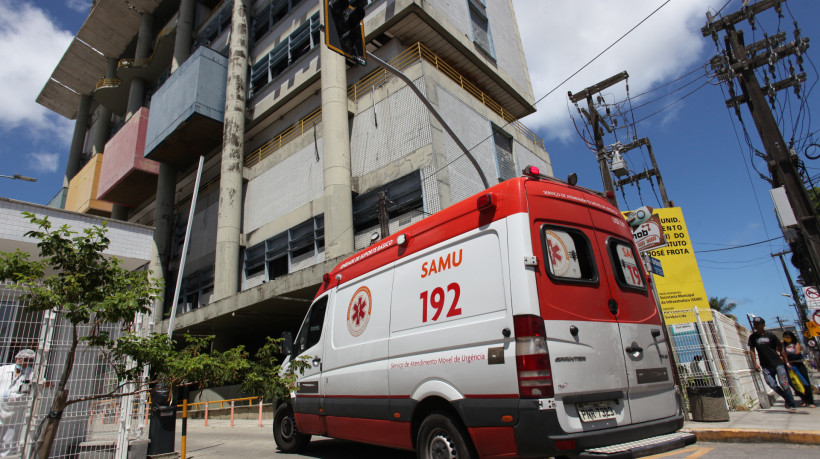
[64,95,91,188]
[172,0,196,72]
[126,13,153,118]
[213,0,249,301]
[149,0,196,327]
[92,58,117,155]
[320,22,354,258]
[150,163,177,327]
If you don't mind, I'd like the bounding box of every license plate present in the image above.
[576,401,617,422]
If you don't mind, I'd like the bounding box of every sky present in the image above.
[1,0,819,330]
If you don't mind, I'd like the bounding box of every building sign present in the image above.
[631,214,668,252]
[624,207,712,324]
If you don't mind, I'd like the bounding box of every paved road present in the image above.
[176,419,819,459]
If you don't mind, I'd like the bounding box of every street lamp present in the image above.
[0,174,37,182]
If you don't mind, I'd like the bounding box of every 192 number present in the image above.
[420,282,461,322]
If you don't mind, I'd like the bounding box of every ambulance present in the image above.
[274,167,695,458]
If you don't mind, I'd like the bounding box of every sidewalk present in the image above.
[681,400,820,445]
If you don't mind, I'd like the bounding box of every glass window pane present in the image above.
[542,226,596,281]
[610,240,646,289]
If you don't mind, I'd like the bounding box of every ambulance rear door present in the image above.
[587,208,678,424]
[526,183,633,433]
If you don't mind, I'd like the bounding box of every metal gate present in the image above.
[667,307,764,411]
[1,283,147,458]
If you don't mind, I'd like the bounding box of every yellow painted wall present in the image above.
[65,154,113,216]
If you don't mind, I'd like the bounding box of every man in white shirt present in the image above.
[0,349,35,457]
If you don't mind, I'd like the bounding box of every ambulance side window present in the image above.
[608,239,646,290]
[541,225,597,282]
[294,296,328,355]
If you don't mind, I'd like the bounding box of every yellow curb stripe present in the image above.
[682,428,820,445]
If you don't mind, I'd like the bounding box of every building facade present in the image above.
[38,0,551,350]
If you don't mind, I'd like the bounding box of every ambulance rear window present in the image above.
[608,239,646,290]
[541,226,596,282]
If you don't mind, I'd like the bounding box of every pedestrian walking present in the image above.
[747,317,798,412]
[783,330,815,408]
[0,349,35,457]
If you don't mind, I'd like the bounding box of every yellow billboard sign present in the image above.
[625,207,713,324]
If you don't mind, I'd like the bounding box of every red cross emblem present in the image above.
[347,286,372,337]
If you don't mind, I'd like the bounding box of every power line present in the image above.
[695,236,784,253]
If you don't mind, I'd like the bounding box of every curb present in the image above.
[681,428,820,445]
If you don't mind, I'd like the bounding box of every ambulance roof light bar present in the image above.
[522,166,579,187]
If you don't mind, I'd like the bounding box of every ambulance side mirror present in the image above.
[281,332,294,357]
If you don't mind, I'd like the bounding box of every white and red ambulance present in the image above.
[274,167,694,458]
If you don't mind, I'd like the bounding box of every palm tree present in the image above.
[709,296,737,320]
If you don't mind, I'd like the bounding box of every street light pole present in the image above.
[0,174,37,182]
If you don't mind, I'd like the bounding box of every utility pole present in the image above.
[612,137,672,207]
[703,1,820,288]
[569,71,629,208]
[772,250,809,333]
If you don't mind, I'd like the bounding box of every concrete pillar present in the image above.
[172,0,196,72]
[149,0,198,326]
[126,13,153,118]
[92,59,117,155]
[150,164,177,327]
[320,19,355,258]
[64,95,91,188]
[214,0,249,301]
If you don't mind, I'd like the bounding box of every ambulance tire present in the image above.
[417,412,476,459]
[273,404,311,453]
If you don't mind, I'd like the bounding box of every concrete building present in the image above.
[37,0,551,350]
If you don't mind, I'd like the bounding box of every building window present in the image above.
[195,1,234,48]
[467,0,495,58]
[353,172,424,233]
[493,126,516,182]
[251,0,310,45]
[174,267,215,314]
[244,215,325,281]
[249,12,321,97]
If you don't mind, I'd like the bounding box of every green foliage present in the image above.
[709,296,738,320]
[0,213,161,326]
[0,214,308,405]
[239,337,311,402]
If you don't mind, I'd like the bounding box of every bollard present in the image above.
[204,401,209,427]
[181,397,188,459]
[258,398,263,427]
[230,400,235,427]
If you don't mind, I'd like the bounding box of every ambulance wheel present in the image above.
[417,412,475,459]
[273,404,311,453]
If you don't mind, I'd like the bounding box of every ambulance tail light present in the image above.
[514,315,553,398]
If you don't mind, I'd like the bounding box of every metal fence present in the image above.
[667,307,764,411]
[1,283,147,458]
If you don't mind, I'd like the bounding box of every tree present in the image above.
[709,296,737,320]
[0,215,306,458]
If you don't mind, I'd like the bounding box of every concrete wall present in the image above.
[173,188,219,276]
[350,77,433,177]
[0,197,153,270]
[144,46,228,156]
[243,138,325,235]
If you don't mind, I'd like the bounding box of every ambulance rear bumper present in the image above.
[514,400,686,458]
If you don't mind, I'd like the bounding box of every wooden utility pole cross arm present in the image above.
[568,71,629,104]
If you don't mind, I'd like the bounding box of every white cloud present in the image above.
[0,0,74,141]
[29,152,60,173]
[513,0,726,142]
[66,1,91,13]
